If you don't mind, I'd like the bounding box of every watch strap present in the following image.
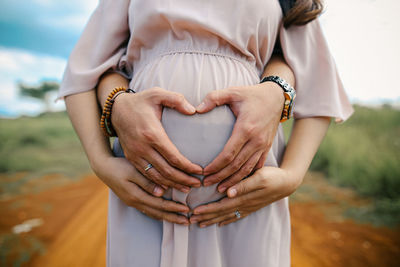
[260,75,296,122]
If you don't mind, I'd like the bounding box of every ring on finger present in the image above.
[234,210,241,219]
[144,163,153,172]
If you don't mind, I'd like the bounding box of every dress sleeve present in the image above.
[279,18,354,123]
[57,0,130,100]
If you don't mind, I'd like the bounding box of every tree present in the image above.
[18,81,60,112]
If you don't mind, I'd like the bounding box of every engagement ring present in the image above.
[235,210,241,219]
[144,163,153,172]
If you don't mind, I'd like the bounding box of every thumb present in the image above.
[159,91,196,115]
[196,88,235,113]
[227,170,264,198]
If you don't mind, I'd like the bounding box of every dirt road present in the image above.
[1,174,399,266]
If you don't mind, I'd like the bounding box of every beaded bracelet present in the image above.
[100,87,136,137]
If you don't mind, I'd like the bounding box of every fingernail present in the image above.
[203,180,212,187]
[194,166,203,174]
[181,187,190,193]
[185,103,196,113]
[218,186,227,193]
[199,224,206,228]
[153,186,164,196]
[180,219,189,225]
[192,181,201,188]
[180,206,190,213]
[190,217,198,223]
[194,207,204,214]
[228,188,237,197]
[196,102,205,111]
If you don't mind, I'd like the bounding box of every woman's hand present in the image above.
[93,155,191,225]
[190,166,301,227]
[111,87,203,192]
[196,82,284,192]
[190,117,331,227]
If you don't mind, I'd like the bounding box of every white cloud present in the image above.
[0,52,20,72]
[35,0,99,31]
[0,47,67,117]
[0,47,66,83]
[40,14,91,31]
[33,0,98,13]
[32,0,53,6]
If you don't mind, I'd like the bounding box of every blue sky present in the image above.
[0,0,399,117]
[0,0,97,117]
[0,0,96,58]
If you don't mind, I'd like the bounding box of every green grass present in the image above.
[284,105,400,226]
[311,105,400,200]
[0,233,45,267]
[344,197,400,227]
[0,112,90,177]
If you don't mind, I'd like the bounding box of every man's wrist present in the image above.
[111,89,137,126]
[258,81,285,104]
[260,75,296,122]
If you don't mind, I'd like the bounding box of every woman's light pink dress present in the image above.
[58,0,353,266]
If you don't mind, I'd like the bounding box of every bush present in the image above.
[283,105,400,226]
[0,112,90,176]
[311,105,400,199]
[309,105,400,226]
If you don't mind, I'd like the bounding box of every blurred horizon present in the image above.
[1,0,400,118]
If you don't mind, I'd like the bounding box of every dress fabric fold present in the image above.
[59,0,353,266]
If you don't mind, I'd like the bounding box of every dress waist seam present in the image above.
[133,49,259,79]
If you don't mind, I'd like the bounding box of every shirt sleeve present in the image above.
[279,18,354,123]
[57,0,130,100]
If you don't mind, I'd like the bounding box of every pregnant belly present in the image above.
[161,106,235,208]
[130,51,259,208]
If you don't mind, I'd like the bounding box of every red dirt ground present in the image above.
[0,173,399,266]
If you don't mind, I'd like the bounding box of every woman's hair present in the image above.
[280,0,324,28]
